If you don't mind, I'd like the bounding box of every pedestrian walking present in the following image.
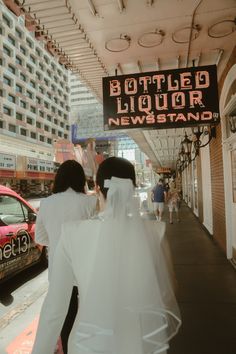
[35,159,97,354]
[151,178,167,221]
[167,186,181,224]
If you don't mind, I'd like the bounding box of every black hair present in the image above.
[52,160,86,194]
[96,156,136,198]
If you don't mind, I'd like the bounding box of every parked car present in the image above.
[0,185,47,283]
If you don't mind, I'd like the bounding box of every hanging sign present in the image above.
[103,65,220,130]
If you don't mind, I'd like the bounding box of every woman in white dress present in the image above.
[35,159,97,353]
[32,157,181,354]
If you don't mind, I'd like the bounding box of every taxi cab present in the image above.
[0,185,47,283]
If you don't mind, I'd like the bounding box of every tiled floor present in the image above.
[163,203,236,354]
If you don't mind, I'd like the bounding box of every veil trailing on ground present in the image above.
[70,177,181,353]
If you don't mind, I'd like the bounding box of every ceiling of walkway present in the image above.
[18,0,236,170]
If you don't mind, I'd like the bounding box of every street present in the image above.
[0,264,48,354]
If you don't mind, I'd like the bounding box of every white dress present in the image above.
[32,178,181,354]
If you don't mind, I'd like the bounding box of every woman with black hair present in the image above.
[33,157,181,354]
[35,159,97,354]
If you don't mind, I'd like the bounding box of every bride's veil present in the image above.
[75,176,181,353]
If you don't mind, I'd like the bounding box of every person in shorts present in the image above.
[151,179,167,221]
[168,186,180,224]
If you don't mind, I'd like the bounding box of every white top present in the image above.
[35,188,97,274]
[32,218,181,354]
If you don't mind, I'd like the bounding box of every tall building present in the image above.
[0,2,70,194]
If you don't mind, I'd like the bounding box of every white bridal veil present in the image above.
[69,177,181,353]
[32,177,181,354]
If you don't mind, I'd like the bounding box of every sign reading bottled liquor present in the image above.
[103,65,219,130]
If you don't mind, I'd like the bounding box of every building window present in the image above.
[39,110,44,118]
[47,115,52,122]
[30,80,36,88]
[39,63,44,71]
[36,48,41,56]
[44,101,49,109]
[3,14,11,27]
[16,112,23,121]
[27,117,33,125]
[20,100,27,109]
[8,35,16,46]
[30,55,36,64]
[16,84,23,93]
[0,121,3,129]
[36,96,41,104]
[20,128,27,136]
[4,106,12,116]
[15,27,23,38]
[39,86,44,94]
[9,124,16,133]
[30,132,36,139]
[8,94,16,103]
[26,90,33,99]
[47,92,52,99]
[52,128,56,134]
[8,65,16,74]
[39,135,44,142]
[47,138,52,144]
[20,72,26,82]
[36,71,41,80]
[26,64,33,73]
[43,55,49,64]
[26,38,33,48]
[58,131,62,137]
[44,125,49,132]
[20,46,27,55]
[3,45,11,57]
[51,106,56,113]
[3,76,11,86]
[64,134,68,139]
[36,122,41,128]
[54,118,58,125]
[30,106,36,114]
[16,56,23,65]
[44,78,49,87]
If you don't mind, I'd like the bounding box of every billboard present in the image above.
[103,65,220,130]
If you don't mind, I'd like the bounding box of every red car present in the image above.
[0,185,47,283]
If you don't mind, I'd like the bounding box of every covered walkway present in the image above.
[164,203,236,354]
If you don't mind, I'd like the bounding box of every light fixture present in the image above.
[172,24,201,44]
[105,34,131,52]
[192,125,216,150]
[138,29,165,48]
[229,115,236,133]
[208,18,236,38]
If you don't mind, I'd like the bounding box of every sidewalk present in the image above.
[165,203,236,354]
[1,203,236,354]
